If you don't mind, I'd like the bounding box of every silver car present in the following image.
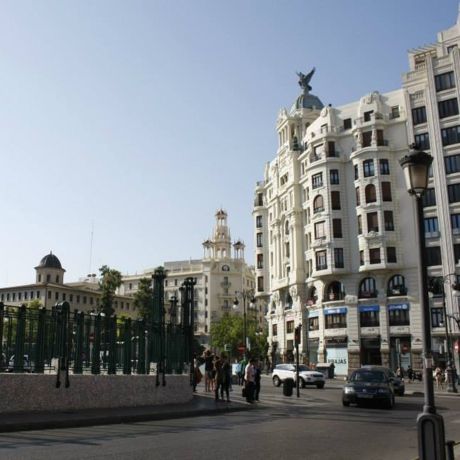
[272,364,325,389]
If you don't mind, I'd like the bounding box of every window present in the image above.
[257,276,264,292]
[355,187,361,206]
[257,254,263,269]
[422,188,436,207]
[313,195,324,213]
[389,308,410,326]
[46,274,51,282]
[48,291,52,300]
[412,106,427,125]
[308,317,319,331]
[315,250,327,270]
[445,154,460,174]
[327,141,336,157]
[435,71,455,92]
[439,98,459,118]
[381,182,392,201]
[364,110,373,122]
[365,184,376,203]
[358,215,363,235]
[360,311,380,327]
[391,106,400,119]
[431,307,445,328]
[380,159,390,175]
[334,248,344,268]
[333,219,342,238]
[454,243,460,263]
[343,118,352,130]
[314,221,326,239]
[256,215,262,228]
[330,169,339,184]
[442,126,460,146]
[256,233,263,247]
[286,320,294,333]
[257,193,263,206]
[388,274,406,295]
[325,313,347,329]
[367,212,379,232]
[312,173,323,189]
[415,133,430,150]
[331,191,341,210]
[376,129,385,146]
[387,247,397,263]
[369,248,381,264]
[272,324,278,336]
[285,221,289,235]
[424,217,439,234]
[363,159,374,177]
[451,213,460,232]
[448,184,460,203]
[384,211,394,231]
[362,131,372,147]
[38,274,41,283]
[425,246,442,266]
[285,242,290,258]
[354,164,359,180]
[359,277,377,297]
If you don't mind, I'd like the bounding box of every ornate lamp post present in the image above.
[233,290,255,359]
[400,144,446,460]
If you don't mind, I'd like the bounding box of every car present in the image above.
[272,364,325,389]
[342,368,395,409]
[7,354,32,372]
[362,365,405,396]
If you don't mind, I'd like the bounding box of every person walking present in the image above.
[244,358,256,403]
[214,356,224,401]
[221,354,232,402]
[204,350,214,392]
[254,359,262,401]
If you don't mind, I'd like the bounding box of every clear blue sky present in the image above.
[0,0,457,285]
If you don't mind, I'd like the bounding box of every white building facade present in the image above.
[255,14,460,376]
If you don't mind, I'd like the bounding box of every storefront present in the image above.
[389,336,411,371]
[307,338,319,365]
[325,337,348,376]
[360,337,381,365]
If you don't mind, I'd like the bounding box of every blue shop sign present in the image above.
[359,305,380,313]
[324,307,348,315]
[308,310,320,318]
[388,303,409,311]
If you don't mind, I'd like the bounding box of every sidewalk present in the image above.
[0,394,253,433]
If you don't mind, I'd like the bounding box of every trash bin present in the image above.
[283,378,294,397]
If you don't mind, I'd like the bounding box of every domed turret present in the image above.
[290,67,324,113]
[35,251,66,285]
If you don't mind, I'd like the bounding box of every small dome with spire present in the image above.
[37,252,63,270]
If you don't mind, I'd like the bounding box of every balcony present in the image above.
[358,291,378,299]
[387,286,408,296]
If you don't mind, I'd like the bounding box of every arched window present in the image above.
[307,287,317,304]
[285,292,293,309]
[365,184,377,203]
[359,277,377,298]
[285,221,290,235]
[313,195,324,213]
[326,281,345,301]
[388,275,407,296]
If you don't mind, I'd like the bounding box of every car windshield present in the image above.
[350,370,386,383]
[296,365,312,372]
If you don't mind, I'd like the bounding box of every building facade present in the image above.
[119,210,261,347]
[255,14,460,375]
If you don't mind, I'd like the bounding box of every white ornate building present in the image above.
[119,210,260,347]
[254,12,460,375]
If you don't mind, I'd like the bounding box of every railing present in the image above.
[0,299,192,379]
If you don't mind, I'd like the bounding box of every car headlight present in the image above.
[344,387,355,394]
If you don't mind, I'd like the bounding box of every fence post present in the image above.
[0,302,4,371]
[152,267,166,386]
[74,311,84,374]
[34,307,46,373]
[137,319,146,374]
[108,315,117,375]
[123,318,132,375]
[91,313,101,375]
[13,305,26,373]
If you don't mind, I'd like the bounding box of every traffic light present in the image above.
[294,324,302,346]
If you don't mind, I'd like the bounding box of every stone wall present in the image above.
[0,374,192,414]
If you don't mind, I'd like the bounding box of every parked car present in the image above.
[272,364,325,389]
[342,368,395,409]
[362,365,405,396]
[7,354,32,372]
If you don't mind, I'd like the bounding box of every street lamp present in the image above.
[400,144,446,460]
[233,290,255,359]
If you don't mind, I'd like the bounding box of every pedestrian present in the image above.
[192,354,202,392]
[214,355,224,401]
[221,354,232,402]
[238,357,247,385]
[396,366,404,379]
[407,365,414,383]
[254,359,262,401]
[204,350,214,392]
[244,358,256,403]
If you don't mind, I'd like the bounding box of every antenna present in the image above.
[88,221,94,275]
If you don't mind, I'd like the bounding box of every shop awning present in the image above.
[359,305,380,312]
[388,303,409,310]
[324,307,347,315]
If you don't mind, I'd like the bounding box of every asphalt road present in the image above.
[1,376,459,460]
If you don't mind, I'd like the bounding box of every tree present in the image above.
[26,299,43,310]
[133,277,153,320]
[98,265,122,316]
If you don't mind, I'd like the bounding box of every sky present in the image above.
[0,0,458,285]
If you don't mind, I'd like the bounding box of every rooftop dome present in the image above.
[37,252,63,270]
[290,67,324,112]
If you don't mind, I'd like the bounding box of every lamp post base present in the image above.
[417,412,446,460]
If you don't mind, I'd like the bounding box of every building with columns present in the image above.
[254,12,460,376]
[119,210,260,347]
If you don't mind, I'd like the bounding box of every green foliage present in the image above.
[210,313,268,360]
[27,299,43,310]
[98,265,122,316]
[133,277,153,320]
